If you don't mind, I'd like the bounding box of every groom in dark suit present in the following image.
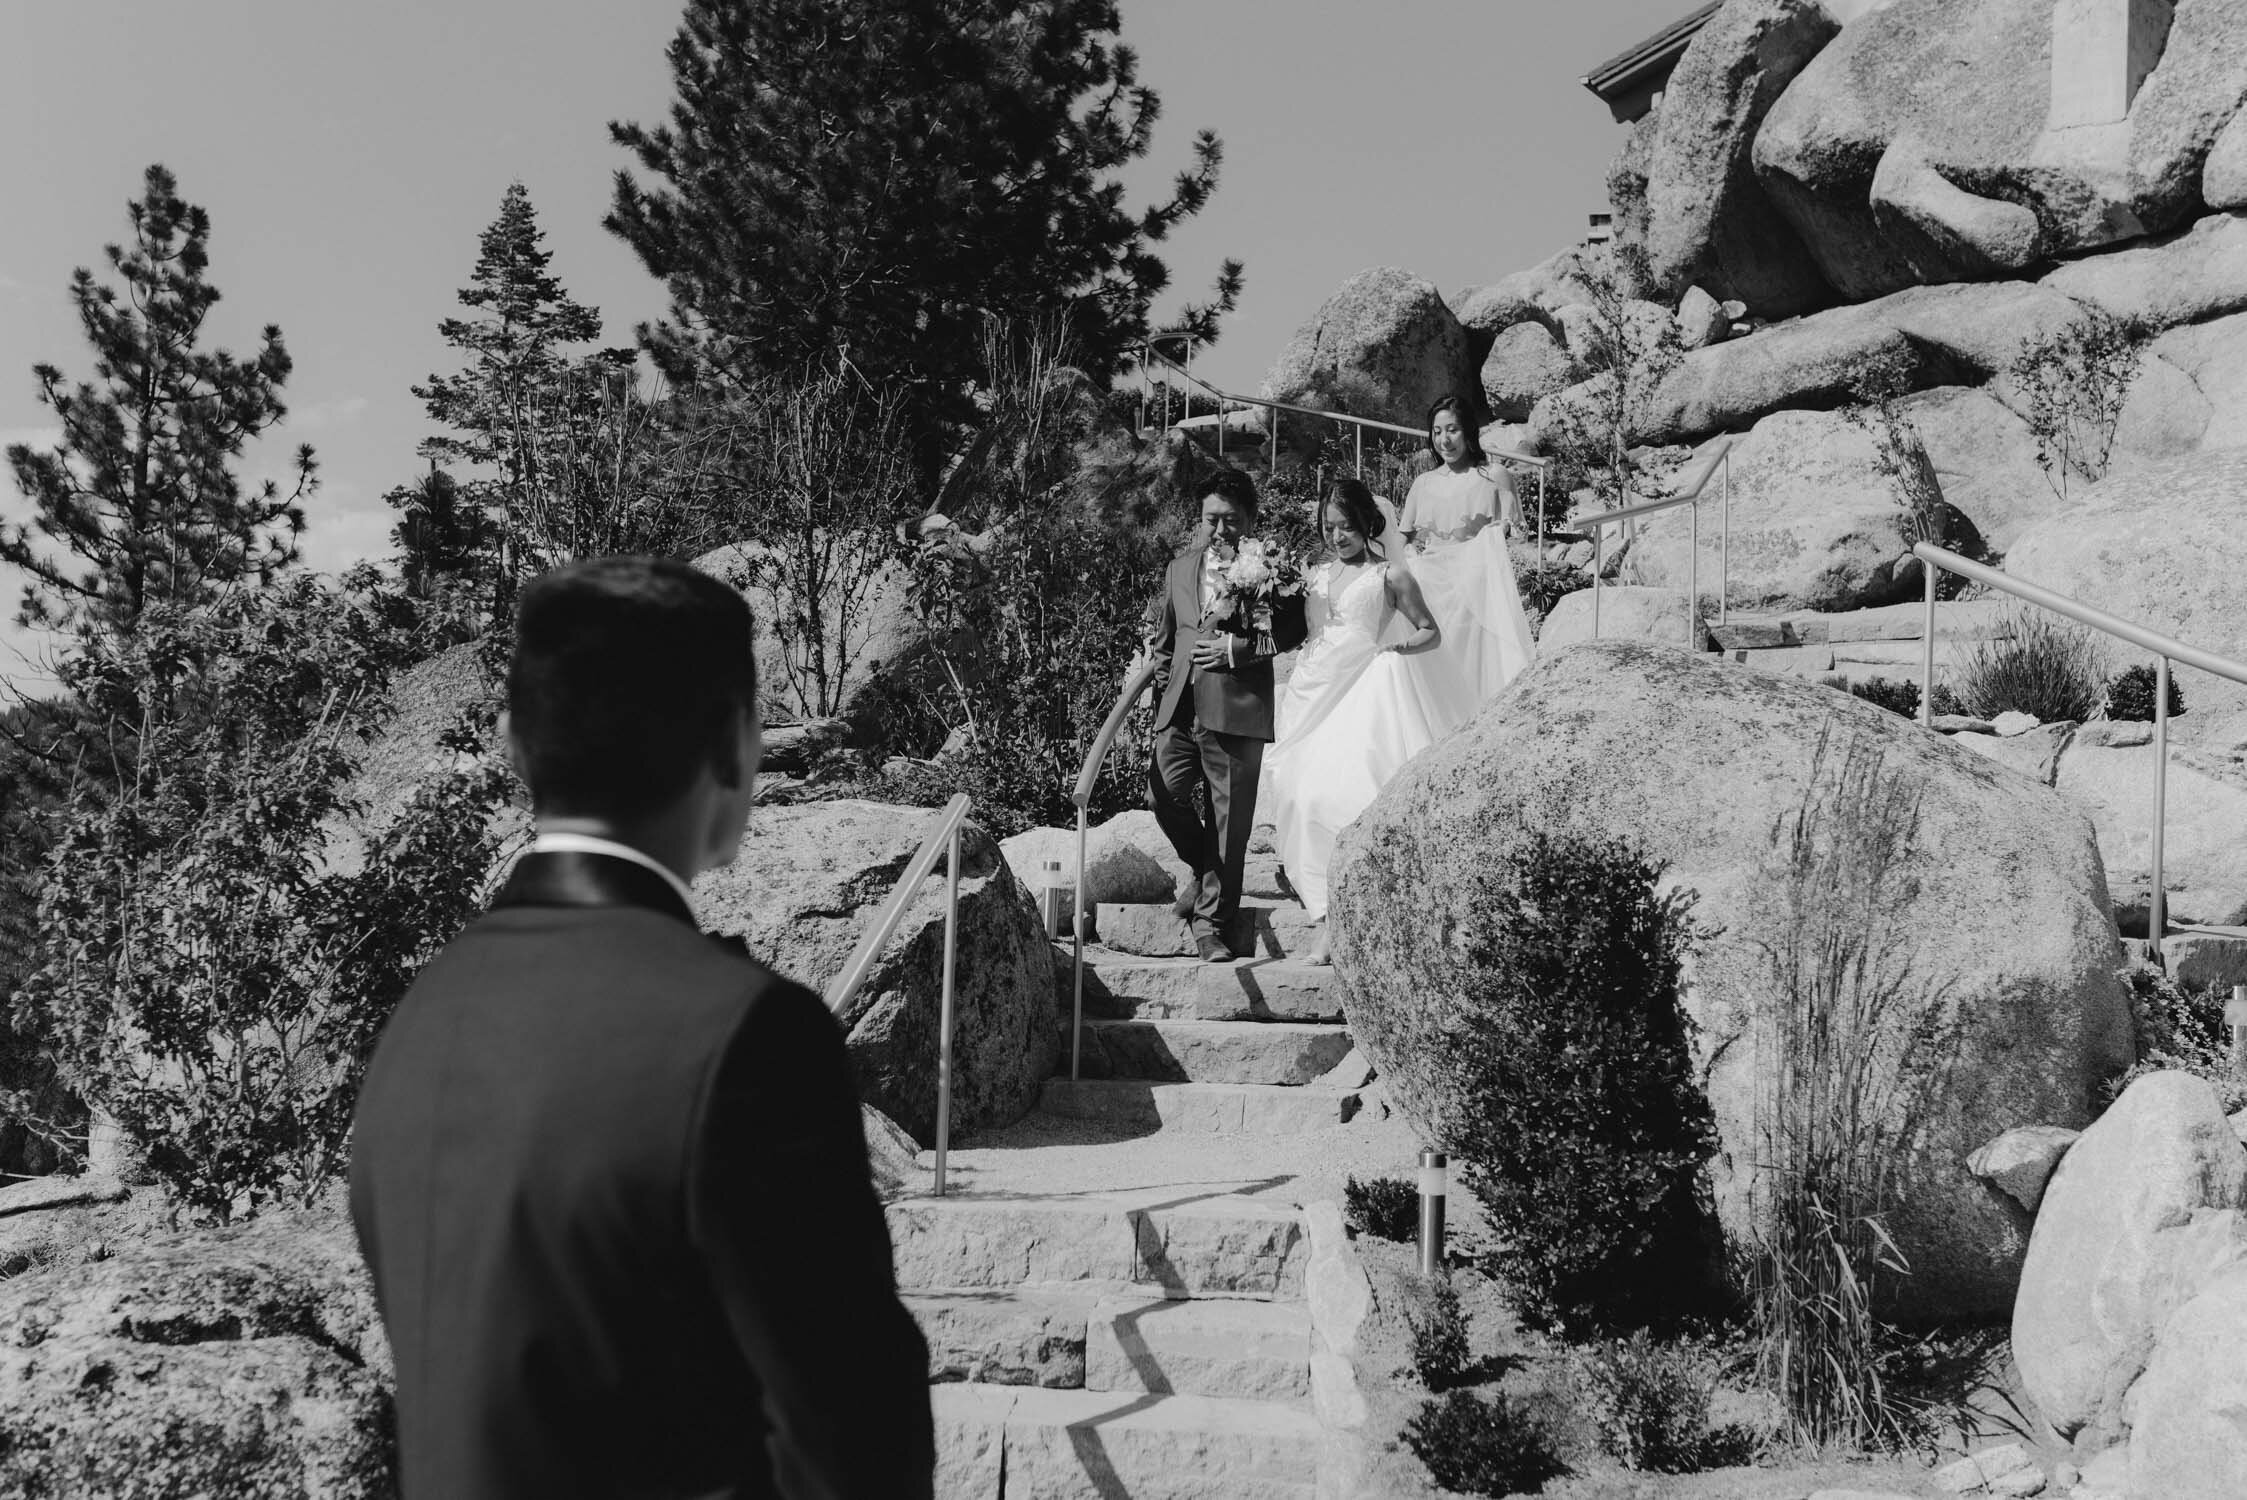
[349,557,932,1500]
[1146,467,1309,963]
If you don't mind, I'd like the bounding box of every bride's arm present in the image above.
[1382,565,1441,656]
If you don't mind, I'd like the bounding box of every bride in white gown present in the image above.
[1269,468,1536,962]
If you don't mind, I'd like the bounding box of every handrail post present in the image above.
[1270,404,1279,479]
[2151,655,2172,967]
[1592,528,1604,639]
[1354,424,1363,479]
[1071,803,1089,1081]
[1688,496,1700,651]
[933,822,963,1196]
[1919,559,1937,728]
[1536,467,1546,560]
[1719,449,1730,627]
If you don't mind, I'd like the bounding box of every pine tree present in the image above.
[411,183,630,581]
[0,165,313,636]
[388,466,495,600]
[605,0,1241,441]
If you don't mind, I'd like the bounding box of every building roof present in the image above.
[1582,2,1723,121]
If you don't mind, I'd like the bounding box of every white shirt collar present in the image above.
[527,832,698,917]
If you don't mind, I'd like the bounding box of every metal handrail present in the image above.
[1571,434,1735,647]
[1138,338,1555,557]
[1912,542,2247,965]
[1065,656,1166,1080]
[823,791,971,1195]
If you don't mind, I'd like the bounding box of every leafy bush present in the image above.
[1957,612,2104,723]
[2009,307,2143,505]
[8,572,509,1219]
[1515,557,1591,628]
[1577,1331,1757,1473]
[2105,662,2185,723]
[1442,831,1719,1331]
[1840,677,1965,720]
[1402,1275,1473,1391]
[2108,968,2246,1113]
[1344,1173,1418,1242]
[1405,1389,1568,1498]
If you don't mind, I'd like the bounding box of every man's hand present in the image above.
[1190,635,1232,671]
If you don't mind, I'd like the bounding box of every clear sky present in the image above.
[0,0,1688,687]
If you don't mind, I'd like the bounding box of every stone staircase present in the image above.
[895,832,1375,1498]
[1042,839,1368,1135]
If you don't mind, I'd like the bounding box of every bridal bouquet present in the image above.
[1207,538,1305,655]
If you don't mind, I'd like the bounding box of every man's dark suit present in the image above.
[1145,544,1309,938]
[348,850,933,1500]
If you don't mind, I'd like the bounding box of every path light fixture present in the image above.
[1418,1149,1448,1276]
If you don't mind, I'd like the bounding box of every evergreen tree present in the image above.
[411,183,632,582]
[605,0,1241,440]
[388,466,495,600]
[0,165,313,636]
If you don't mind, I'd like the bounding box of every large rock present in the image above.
[1580,279,2092,449]
[1537,585,1707,652]
[697,800,1059,1143]
[2111,308,2247,467]
[2005,448,2247,744]
[2038,210,2247,334]
[1480,321,1581,423]
[1261,267,1472,429]
[2206,106,2247,210]
[2127,1256,2247,1499]
[1329,642,2132,1319]
[1621,408,1929,612]
[1639,0,1840,316]
[2014,1071,2247,1441]
[1454,283,1560,365]
[0,1205,393,1496]
[2055,740,2247,926]
[1001,810,1186,910]
[1752,0,2247,297]
[1896,385,2062,552]
[695,542,935,737]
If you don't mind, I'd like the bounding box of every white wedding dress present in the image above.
[1268,533,1537,922]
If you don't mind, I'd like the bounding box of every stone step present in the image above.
[909,1291,1088,1389]
[1087,1295,1311,1404]
[1038,1079,1361,1136]
[888,1193,1306,1300]
[1075,1018,1352,1085]
[935,1382,1321,1500]
[1054,949,1343,1023]
[1095,902,1321,960]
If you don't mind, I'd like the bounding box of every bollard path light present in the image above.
[1418,1149,1448,1276]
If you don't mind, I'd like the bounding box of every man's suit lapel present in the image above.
[494,850,695,927]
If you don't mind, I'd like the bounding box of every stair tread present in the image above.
[933,1379,1323,1434]
[1082,1017,1347,1036]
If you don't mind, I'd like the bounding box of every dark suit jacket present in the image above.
[1149,544,1310,740]
[348,850,933,1500]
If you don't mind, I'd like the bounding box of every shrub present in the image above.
[2104,662,2185,723]
[2108,967,2247,1113]
[1846,677,1920,718]
[1956,612,2104,723]
[1343,1173,1418,1242]
[1747,730,1956,1450]
[1402,1275,1473,1390]
[2009,307,2143,505]
[1515,557,1591,628]
[7,573,509,1220]
[1404,1390,1568,1498]
[1577,1331,1758,1473]
[1441,831,1719,1332]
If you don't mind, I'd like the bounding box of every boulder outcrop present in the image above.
[1261,267,1471,429]
[2013,1071,2247,1441]
[1536,585,1705,652]
[2037,209,2247,333]
[1480,321,1580,423]
[2056,741,2247,926]
[1328,642,2132,1319]
[698,800,1059,1143]
[1001,810,1186,909]
[2112,308,2247,467]
[2206,106,2247,210]
[1896,385,2058,553]
[2005,447,2247,744]
[2127,1256,2247,1500]
[0,1205,393,1497]
[1620,408,1931,612]
[1638,0,1839,316]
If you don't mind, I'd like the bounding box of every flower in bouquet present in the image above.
[1210,538,1304,653]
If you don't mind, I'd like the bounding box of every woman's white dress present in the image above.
[1267,480,1538,922]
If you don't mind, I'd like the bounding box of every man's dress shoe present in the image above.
[1196,934,1236,964]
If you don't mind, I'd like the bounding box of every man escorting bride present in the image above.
[1265,395,1538,961]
